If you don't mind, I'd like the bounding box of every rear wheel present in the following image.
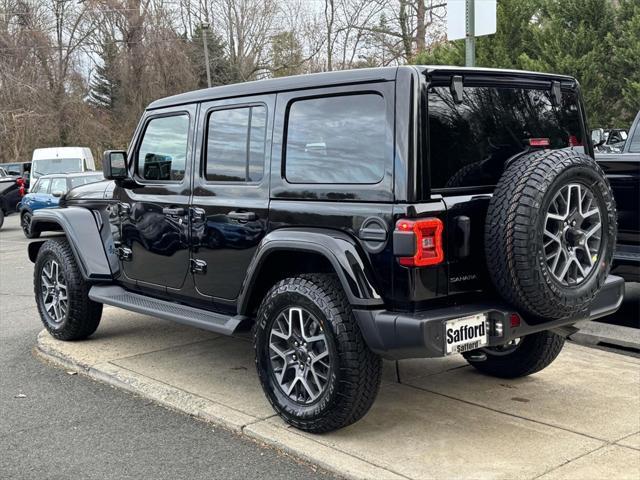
[254,274,382,433]
[0,209,4,229]
[463,331,565,378]
[34,238,102,340]
[21,211,39,238]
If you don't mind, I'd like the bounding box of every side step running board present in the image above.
[89,285,246,336]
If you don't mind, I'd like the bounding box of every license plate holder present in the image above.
[444,313,489,355]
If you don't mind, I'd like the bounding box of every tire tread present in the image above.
[34,238,102,340]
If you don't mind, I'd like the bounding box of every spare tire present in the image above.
[485,149,616,319]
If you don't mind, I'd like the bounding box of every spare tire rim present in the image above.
[268,307,331,405]
[543,183,602,286]
[40,259,68,323]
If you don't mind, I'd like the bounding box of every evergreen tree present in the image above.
[414,0,635,127]
[518,0,619,126]
[188,26,235,88]
[271,31,304,77]
[88,40,120,110]
[609,0,640,124]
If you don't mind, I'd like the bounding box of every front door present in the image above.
[189,95,274,307]
[118,105,196,291]
[29,177,52,210]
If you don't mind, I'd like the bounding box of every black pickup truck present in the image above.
[593,111,640,282]
[29,66,624,432]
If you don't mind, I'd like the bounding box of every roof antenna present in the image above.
[450,75,464,104]
[551,81,562,106]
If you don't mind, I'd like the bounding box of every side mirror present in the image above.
[103,150,128,180]
[591,128,605,147]
[52,190,64,197]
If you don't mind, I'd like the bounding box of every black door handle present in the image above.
[162,207,185,216]
[228,211,256,221]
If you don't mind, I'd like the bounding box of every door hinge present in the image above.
[117,246,133,262]
[190,258,207,274]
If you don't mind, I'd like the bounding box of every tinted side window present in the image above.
[285,94,386,184]
[206,106,266,182]
[137,114,189,181]
[629,123,640,153]
[50,178,67,194]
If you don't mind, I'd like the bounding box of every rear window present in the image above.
[427,86,585,189]
[284,94,386,184]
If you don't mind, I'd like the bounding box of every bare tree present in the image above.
[212,0,277,80]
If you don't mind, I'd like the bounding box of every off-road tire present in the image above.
[254,273,382,433]
[21,211,39,239]
[485,149,616,319]
[463,331,565,378]
[34,238,102,340]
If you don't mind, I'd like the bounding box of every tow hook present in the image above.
[466,351,487,362]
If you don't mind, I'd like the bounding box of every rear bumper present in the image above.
[354,275,625,360]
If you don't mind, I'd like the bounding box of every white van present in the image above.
[30,147,96,186]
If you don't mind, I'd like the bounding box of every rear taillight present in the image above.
[395,218,444,267]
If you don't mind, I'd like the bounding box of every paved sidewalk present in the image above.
[36,307,640,480]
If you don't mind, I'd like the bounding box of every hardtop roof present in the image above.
[147,65,577,110]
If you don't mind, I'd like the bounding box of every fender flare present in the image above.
[28,207,113,281]
[237,228,384,315]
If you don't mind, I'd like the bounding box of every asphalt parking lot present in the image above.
[2,213,639,479]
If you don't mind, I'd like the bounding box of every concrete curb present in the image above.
[35,331,404,480]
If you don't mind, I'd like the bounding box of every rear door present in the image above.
[189,95,274,309]
[425,76,588,294]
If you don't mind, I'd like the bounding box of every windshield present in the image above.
[32,158,82,178]
[70,175,104,188]
[427,85,585,190]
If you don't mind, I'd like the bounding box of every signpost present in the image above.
[447,0,497,67]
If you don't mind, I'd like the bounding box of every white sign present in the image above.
[447,0,497,41]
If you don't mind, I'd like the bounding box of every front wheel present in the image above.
[463,330,565,378]
[34,238,102,340]
[254,274,382,433]
[21,211,39,238]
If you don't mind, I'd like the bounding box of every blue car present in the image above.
[19,172,104,238]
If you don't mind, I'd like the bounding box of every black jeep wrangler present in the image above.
[29,66,624,433]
